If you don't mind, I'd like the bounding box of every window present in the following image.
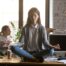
[0,0,19,30]
[49,0,53,28]
[0,0,19,40]
[23,0,46,27]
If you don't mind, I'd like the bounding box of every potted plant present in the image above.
[10,22,21,42]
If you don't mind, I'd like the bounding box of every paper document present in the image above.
[58,60,66,64]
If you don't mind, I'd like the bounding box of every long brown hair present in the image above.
[26,7,41,27]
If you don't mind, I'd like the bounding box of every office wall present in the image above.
[53,0,66,35]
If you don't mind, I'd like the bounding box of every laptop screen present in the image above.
[49,34,66,51]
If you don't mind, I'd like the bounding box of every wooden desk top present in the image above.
[0,56,65,65]
[0,56,21,63]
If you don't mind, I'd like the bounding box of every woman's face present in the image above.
[32,12,39,25]
[33,12,39,24]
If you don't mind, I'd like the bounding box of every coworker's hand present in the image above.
[4,40,11,45]
[0,41,5,46]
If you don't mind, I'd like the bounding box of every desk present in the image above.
[0,56,63,64]
[0,56,65,66]
[0,56,21,63]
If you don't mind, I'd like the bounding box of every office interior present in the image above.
[0,0,66,65]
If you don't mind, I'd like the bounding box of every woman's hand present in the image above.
[53,44,61,50]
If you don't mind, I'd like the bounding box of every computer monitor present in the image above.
[49,34,66,51]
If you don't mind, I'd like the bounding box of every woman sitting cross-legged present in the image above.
[10,7,61,62]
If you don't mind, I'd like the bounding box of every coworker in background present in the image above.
[11,7,60,62]
[0,25,12,55]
